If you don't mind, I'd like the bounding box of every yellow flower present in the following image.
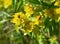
[34,16,40,25]
[11,12,25,25]
[13,12,25,18]
[33,15,43,25]
[25,13,32,18]
[54,8,60,15]
[11,12,34,33]
[3,0,12,8]
[24,4,34,14]
[44,8,54,17]
[54,1,60,6]
[11,18,20,25]
[22,21,34,33]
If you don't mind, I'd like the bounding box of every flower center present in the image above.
[18,15,20,18]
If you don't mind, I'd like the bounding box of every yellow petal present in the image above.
[3,0,12,8]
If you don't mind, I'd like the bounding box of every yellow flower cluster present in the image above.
[11,4,44,34]
[44,1,60,20]
[44,7,60,20]
[0,0,12,8]
[24,4,34,17]
[11,12,34,33]
[24,4,34,14]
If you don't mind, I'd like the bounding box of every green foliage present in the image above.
[0,0,60,44]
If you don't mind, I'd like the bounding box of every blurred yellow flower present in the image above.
[25,13,32,18]
[49,36,57,42]
[54,8,60,15]
[54,1,60,6]
[11,12,25,25]
[11,18,20,25]
[3,0,12,8]
[44,8,54,17]
[34,16,40,25]
[11,12,34,33]
[24,4,34,14]
[33,15,43,25]
[44,8,60,20]
[13,12,25,18]
[0,0,3,2]
[22,21,34,33]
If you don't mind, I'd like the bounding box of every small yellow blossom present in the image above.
[54,8,60,15]
[3,0,12,8]
[11,12,25,25]
[34,16,40,25]
[22,21,34,33]
[54,1,60,6]
[13,12,25,18]
[33,15,43,25]
[25,13,32,18]
[11,18,20,25]
[24,4,34,14]
[44,8,54,17]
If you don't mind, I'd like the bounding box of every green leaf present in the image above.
[16,0,23,12]
[41,1,59,9]
[28,0,40,4]
[12,0,17,12]
[0,23,3,29]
